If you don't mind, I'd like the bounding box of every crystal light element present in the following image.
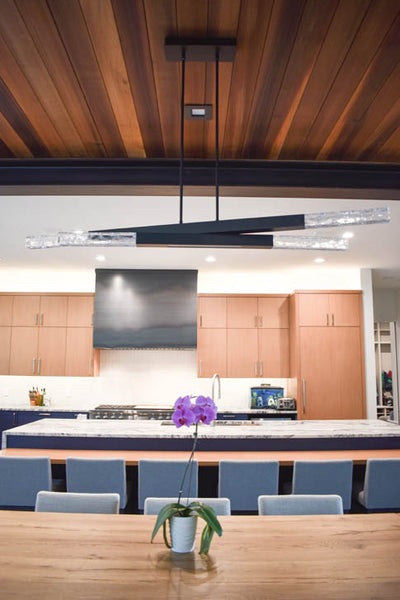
[25,231,137,249]
[304,207,390,229]
[273,236,349,251]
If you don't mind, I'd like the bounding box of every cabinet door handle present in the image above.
[199,360,202,377]
[32,358,36,374]
[302,379,306,414]
[38,412,51,416]
[259,316,263,327]
[254,316,258,328]
[255,361,258,376]
[260,361,263,376]
[200,315,203,327]
[326,313,329,326]
[89,358,92,376]
[332,313,335,326]
[37,358,41,374]
[40,313,43,326]
[91,313,94,326]
[35,313,38,325]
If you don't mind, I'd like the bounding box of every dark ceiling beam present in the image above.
[0,159,399,197]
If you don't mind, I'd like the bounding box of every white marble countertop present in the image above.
[3,418,400,448]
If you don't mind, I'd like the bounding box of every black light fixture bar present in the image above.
[135,231,273,249]
[164,37,236,62]
[96,214,305,235]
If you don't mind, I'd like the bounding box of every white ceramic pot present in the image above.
[169,515,198,553]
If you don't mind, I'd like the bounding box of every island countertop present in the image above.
[3,418,400,452]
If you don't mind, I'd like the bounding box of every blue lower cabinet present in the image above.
[217,413,248,421]
[0,411,17,435]
[1,410,89,432]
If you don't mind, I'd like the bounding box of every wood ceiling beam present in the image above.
[0,159,399,198]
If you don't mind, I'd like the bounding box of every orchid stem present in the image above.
[177,422,198,505]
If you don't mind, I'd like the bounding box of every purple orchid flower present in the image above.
[171,406,196,428]
[192,403,217,424]
[174,396,193,411]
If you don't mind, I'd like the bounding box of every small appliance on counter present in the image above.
[250,386,296,411]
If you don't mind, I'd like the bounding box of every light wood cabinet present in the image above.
[258,328,290,377]
[198,294,290,378]
[67,296,94,327]
[227,297,258,328]
[65,327,97,376]
[0,297,13,326]
[227,329,258,377]
[2,293,98,377]
[197,328,226,377]
[258,297,289,328]
[37,327,67,376]
[12,296,41,326]
[0,327,11,374]
[292,291,365,420]
[12,295,68,327]
[9,327,39,375]
[297,292,361,327]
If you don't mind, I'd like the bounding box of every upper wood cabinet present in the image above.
[1,293,97,377]
[258,297,289,328]
[67,296,94,327]
[227,297,258,328]
[198,296,226,328]
[12,295,68,327]
[296,292,361,327]
[198,294,290,378]
[12,296,41,326]
[0,297,13,326]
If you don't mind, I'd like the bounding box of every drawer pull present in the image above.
[302,379,306,414]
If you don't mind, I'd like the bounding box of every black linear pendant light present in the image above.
[26,39,390,251]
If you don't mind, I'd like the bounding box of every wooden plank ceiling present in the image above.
[0,0,399,163]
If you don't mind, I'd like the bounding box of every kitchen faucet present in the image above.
[211,373,221,403]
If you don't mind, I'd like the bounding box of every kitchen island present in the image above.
[3,418,400,451]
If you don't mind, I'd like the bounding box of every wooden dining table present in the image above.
[1,511,399,599]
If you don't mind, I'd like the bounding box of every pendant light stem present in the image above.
[215,50,220,221]
[179,51,186,224]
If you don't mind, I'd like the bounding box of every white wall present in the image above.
[0,266,370,414]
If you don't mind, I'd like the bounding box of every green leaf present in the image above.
[199,524,215,555]
[188,502,223,537]
[151,503,187,543]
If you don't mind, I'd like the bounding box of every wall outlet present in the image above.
[65,389,72,398]
[2,389,9,397]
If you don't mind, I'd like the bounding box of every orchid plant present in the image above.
[151,395,222,555]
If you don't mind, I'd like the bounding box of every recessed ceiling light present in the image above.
[205,255,216,263]
[313,257,325,263]
[96,255,106,262]
[342,231,354,239]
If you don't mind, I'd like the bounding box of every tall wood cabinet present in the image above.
[0,293,99,377]
[290,291,365,419]
[197,294,290,378]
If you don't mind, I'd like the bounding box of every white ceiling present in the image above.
[0,194,399,286]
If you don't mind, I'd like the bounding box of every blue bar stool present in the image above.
[138,459,198,510]
[218,460,279,511]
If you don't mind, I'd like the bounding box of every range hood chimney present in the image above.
[93,269,198,349]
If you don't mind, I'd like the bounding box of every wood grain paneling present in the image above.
[0,0,399,163]
[47,0,127,157]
